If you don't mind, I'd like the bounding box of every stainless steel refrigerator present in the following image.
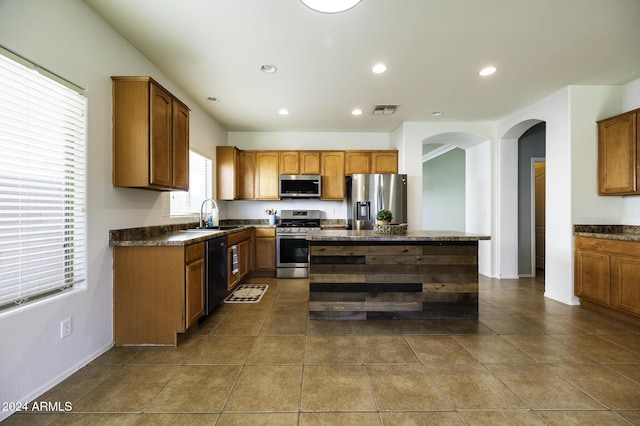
[347,174,407,230]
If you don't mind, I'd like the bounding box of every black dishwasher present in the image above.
[204,236,228,315]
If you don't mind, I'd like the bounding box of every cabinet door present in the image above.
[239,151,255,199]
[575,249,611,306]
[239,239,251,279]
[255,151,280,199]
[216,146,238,200]
[345,151,371,175]
[372,151,398,174]
[228,245,240,291]
[172,101,189,190]
[300,151,321,174]
[321,151,346,200]
[611,255,640,316]
[185,243,204,329]
[255,229,276,272]
[598,111,638,195]
[149,82,174,188]
[280,151,300,175]
[185,257,204,329]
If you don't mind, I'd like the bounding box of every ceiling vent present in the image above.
[372,104,399,115]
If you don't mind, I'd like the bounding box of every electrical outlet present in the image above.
[60,318,72,339]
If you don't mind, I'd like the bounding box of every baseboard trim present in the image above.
[0,341,114,422]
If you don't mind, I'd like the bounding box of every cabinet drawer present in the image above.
[255,227,276,238]
[228,228,252,246]
[576,236,640,257]
[185,242,204,263]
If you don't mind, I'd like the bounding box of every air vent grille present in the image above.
[372,104,399,115]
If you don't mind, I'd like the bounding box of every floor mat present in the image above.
[224,284,268,303]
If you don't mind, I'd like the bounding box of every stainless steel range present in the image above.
[276,210,321,278]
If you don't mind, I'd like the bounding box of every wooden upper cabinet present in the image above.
[372,150,398,174]
[345,150,398,175]
[280,151,321,175]
[279,151,300,175]
[216,146,239,200]
[172,101,190,190]
[345,151,371,175]
[300,151,321,174]
[255,151,280,199]
[238,151,255,200]
[598,109,639,195]
[112,76,189,191]
[149,84,173,188]
[321,151,346,200]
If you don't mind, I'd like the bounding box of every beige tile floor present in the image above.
[6,274,640,425]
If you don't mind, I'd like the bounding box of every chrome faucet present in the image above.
[199,198,219,228]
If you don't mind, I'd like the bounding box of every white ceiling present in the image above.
[84,0,640,133]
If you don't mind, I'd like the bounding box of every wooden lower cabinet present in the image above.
[254,227,276,272]
[227,228,254,291]
[575,249,610,306]
[611,255,640,316]
[113,242,204,346]
[185,243,205,328]
[575,236,640,324]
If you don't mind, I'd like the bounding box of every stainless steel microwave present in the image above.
[279,175,321,198]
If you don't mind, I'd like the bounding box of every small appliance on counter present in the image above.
[347,174,407,230]
[276,209,321,278]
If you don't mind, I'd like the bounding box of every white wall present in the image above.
[422,148,466,231]
[495,83,639,305]
[497,89,576,303]
[229,131,391,151]
[0,0,227,419]
[466,141,492,276]
[394,122,495,274]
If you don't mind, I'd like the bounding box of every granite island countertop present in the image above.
[306,229,490,242]
[573,225,640,243]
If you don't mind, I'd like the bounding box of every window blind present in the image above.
[0,47,87,310]
[170,150,212,216]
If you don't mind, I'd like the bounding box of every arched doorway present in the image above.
[518,122,546,277]
[421,131,490,233]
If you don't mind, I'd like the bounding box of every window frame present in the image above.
[0,46,88,313]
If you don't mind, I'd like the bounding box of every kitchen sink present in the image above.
[180,225,241,232]
[206,225,242,230]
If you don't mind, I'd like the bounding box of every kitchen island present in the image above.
[306,230,490,320]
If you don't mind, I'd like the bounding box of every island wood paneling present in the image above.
[309,241,479,319]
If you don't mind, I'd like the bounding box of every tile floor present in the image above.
[5,274,640,425]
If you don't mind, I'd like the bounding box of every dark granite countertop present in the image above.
[306,229,491,242]
[109,221,276,247]
[573,225,640,242]
[110,226,258,247]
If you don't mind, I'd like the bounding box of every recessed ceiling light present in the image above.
[206,97,220,103]
[300,0,362,13]
[478,66,497,77]
[431,111,442,117]
[352,108,363,116]
[278,109,289,116]
[371,63,387,74]
[260,64,277,74]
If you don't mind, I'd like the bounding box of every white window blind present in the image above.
[0,47,87,310]
[170,150,212,216]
